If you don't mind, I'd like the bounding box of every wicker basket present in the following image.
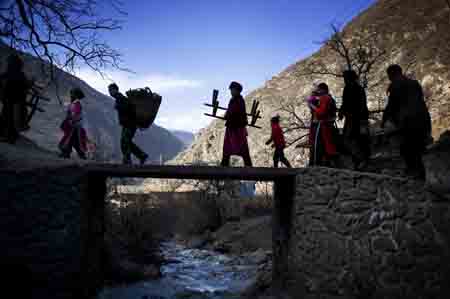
[126,87,162,129]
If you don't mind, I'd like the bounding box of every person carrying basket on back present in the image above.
[108,83,148,165]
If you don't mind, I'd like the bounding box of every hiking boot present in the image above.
[139,154,148,166]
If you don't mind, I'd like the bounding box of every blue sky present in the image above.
[79,0,376,133]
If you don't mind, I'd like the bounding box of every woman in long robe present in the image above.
[309,83,338,166]
[221,81,252,167]
[59,88,87,159]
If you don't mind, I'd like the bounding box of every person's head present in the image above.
[317,83,329,95]
[343,70,358,85]
[70,87,85,101]
[386,64,403,82]
[108,83,120,96]
[7,54,24,73]
[271,115,280,124]
[229,81,243,97]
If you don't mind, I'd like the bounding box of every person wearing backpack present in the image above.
[309,83,339,167]
[108,83,148,165]
[339,70,371,170]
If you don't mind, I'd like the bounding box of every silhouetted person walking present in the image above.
[382,64,431,180]
[339,70,371,170]
[0,54,31,144]
[221,81,252,167]
[108,83,148,165]
[59,87,88,159]
[266,115,292,168]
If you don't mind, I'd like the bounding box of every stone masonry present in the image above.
[0,166,102,298]
[288,167,450,299]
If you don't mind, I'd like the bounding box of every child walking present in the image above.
[266,115,292,168]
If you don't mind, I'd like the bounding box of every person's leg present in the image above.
[61,132,76,159]
[221,154,231,167]
[402,133,426,180]
[310,124,321,166]
[400,133,420,178]
[273,149,280,168]
[279,149,292,168]
[410,151,426,180]
[350,137,362,169]
[121,127,132,164]
[127,127,148,164]
[358,133,371,163]
[73,130,87,160]
[242,151,253,167]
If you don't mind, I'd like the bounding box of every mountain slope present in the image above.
[0,44,184,162]
[174,0,450,167]
[171,130,195,148]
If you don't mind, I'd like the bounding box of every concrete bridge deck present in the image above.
[86,164,298,181]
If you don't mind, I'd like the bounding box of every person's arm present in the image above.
[339,87,349,120]
[382,85,397,128]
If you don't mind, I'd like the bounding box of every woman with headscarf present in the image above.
[59,87,88,159]
[308,83,339,167]
[221,81,252,167]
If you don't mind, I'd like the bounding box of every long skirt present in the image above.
[309,122,337,165]
[59,123,87,155]
[223,127,250,157]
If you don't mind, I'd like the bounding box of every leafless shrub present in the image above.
[297,24,387,91]
[0,0,125,79]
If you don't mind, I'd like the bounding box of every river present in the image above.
[98,241,262,299]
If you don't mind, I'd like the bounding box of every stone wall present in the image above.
[288,167,450,299]
[0,166,102,298]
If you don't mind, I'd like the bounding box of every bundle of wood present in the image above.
[126,87,162,129]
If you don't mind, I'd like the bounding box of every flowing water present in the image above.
[98,242,260,299]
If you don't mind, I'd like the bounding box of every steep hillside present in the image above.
[174,0,450,167]
[0,44,184,162]
[171,130,195,148]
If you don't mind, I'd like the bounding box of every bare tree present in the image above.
[273,24,390,149]
[0,0,125,77]
[297,24,387,91]
[278,96,310,148]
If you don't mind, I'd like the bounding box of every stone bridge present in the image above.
[1,164,449,299]
[0,164,297,298]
